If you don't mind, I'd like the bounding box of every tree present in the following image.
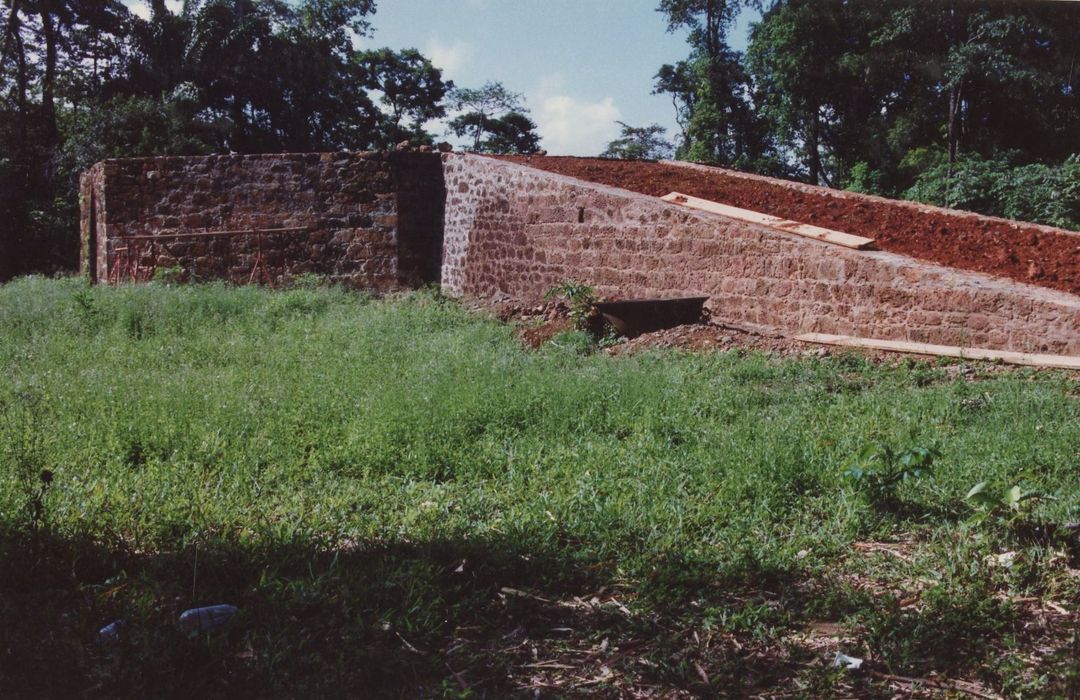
[481,111,541,155]
[658,0,741,63]
[654,0,775,168]
[447,81,541,154]
[601,121,673,160]
[357,47,452,148]
[746,0,876,185]
[653,61,695,147]
[742,0,1080,197]
[0,0,133,277]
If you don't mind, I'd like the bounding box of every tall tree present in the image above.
[601,121,674,160]
[447,81,541,154]
[655,0,774,168]
[746,0,881,185]
[357,47,452,148]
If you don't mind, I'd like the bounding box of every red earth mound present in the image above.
[499,156,1080,296]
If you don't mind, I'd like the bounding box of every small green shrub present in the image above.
[966,477,1049,527]
[846,443,937,509]
[903,148,1080,230]
[597,324,623,348]
[70,287,101,331]
[544,280,598,331]
[844,161,883,195]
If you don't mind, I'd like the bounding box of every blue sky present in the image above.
[128,1,759,155]
[363,1,759,155]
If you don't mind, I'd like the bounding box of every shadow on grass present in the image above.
[0,527,1022,698]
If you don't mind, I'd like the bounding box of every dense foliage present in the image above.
[654,0,778,172]
[600,121,674,161]
[903,150,1080,230]
[447,81,542,155]
[656,0,1080,220]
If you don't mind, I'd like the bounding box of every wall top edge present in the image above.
[90,150,394,170]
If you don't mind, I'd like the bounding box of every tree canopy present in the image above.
[654,0,779,171]
[602,122,674,161]
[447,81,542,155]
[658,0,1080,221]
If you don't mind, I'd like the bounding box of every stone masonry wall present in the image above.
[80,152,444,288]
[81,150,1080,355]
[441,154,1080,355]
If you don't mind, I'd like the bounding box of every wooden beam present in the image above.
[795,333,1080,370]
[661,192,876,250]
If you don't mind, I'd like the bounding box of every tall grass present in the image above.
[1,277,1077,696]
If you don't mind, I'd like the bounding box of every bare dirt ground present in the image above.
[499,156,1080,296]
[471,296,1037,379]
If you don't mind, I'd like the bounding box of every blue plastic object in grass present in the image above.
[177,604,238,635]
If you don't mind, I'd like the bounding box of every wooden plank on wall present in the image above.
[661,192,876,250]
[795,333,1080,370]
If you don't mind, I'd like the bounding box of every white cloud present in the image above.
[424,36,473,79]
[530,76,621,156]
[125,1,150,19]
[122,0,182,20]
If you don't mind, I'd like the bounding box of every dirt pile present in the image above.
[499,156,1080,296]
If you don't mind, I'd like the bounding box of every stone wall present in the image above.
[81,150,1080,355]
[79,152,444,288]
[441,154,1080,355]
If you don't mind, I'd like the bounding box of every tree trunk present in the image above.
[40,6,59,147]
[12,9,27,148]
[807,104,822,185]
[944,0,961,205]
[705,1,720,61]
[946,79,962,206]
[1,0,19,68]
[231,93,248,152]
[947,82,961,173]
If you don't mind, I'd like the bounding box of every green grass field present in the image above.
[1,277,1077,697]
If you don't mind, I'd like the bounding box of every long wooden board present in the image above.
[795,333,1080,370]
[661,192,875,250]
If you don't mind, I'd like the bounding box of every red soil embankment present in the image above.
[500,156,1080,296]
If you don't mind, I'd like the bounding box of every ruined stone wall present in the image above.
[80,152,444,288]
[441,154,1080,355]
